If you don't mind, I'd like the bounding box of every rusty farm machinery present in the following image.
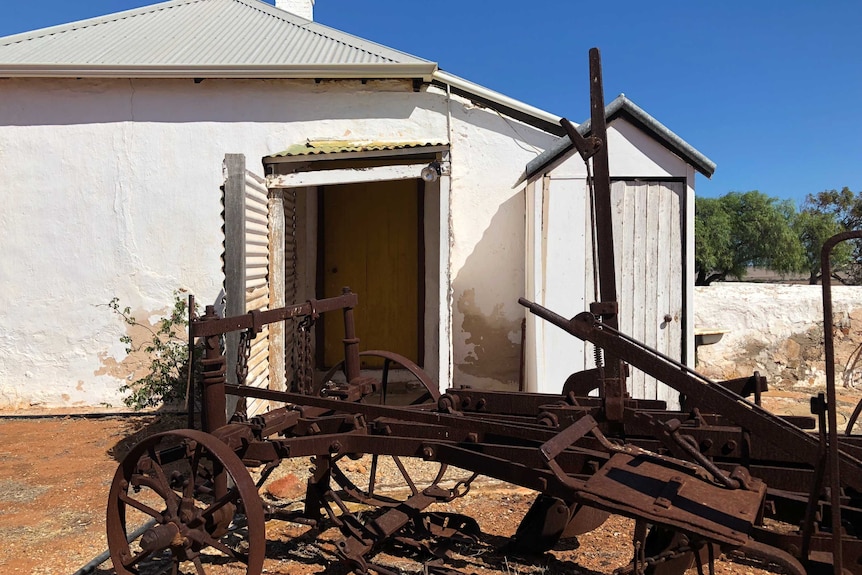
[106,49,862,575]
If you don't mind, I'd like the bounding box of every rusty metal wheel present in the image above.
[318,350,440,406]
[318,351,469,509]
[106,429,265,575]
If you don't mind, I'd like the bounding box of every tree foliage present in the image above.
[799,187,860,283]
[696,187,862,286]
[695,191,804,285]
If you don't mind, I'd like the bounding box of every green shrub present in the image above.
[108,291,202,410]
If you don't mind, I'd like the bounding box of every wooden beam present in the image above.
[267,163,427,189]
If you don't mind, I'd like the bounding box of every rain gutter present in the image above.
[0,62,438,81]
[432,70,565,137]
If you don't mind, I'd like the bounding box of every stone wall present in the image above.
[694,283,862,389]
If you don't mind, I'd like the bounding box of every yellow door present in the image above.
[321,179,420,368]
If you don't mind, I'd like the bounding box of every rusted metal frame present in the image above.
[190,292,358,339]
[820,230,862,574]
[223,384,570,445]
[337,492,440,573]
[578,453,766,547]
[520,299,862,493]
[186,293,197,429]
[430,442,576,498]
[765,488,862,533]
[200,305,229,439]
[258,432,436,461]
[802,393,830,560]
[339,287,362,383]
[716,464,820,495]
[540,405,763,463]
[736,540,807,575]
[584,48,626,422]
[444,387,667,416]
[292,413,365,436]
[442,442,609,476]
[369,418,524,445]
[753,527,862,575]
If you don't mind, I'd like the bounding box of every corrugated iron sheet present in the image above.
[0,0,431,67]
[269,140,448,158]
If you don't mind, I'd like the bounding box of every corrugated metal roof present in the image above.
[0,0,435,77]
[267,139,448,158]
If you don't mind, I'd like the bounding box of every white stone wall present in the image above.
[0,77,557,410]
[695,283,862,389]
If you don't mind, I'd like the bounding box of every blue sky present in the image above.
[1,0,859,205]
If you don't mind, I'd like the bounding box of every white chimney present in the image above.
[275,0,315,21]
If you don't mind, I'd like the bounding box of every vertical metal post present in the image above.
[820,231,860,574]
[341,287,361,383]
[200,305,228,434]
[587,47,625,420]
[186,294,196,430]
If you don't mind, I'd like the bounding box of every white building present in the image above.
[0,0,714,412]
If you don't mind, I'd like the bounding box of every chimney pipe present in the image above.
[274,0,315,21]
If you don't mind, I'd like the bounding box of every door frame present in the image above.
[264,147,452,393]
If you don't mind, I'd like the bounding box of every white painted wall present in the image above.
[0,76,558,410]
[0,77,699,411]
[441,91,558,391]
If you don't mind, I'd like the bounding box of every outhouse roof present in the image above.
[524,94,716,180]
[0,0,436,80]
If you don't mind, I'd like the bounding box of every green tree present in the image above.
[695,191,805,285]
[799,187,860,283]
[794,209,850,284]
[694,196,734,285]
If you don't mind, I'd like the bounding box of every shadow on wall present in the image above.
[453,193,525,389]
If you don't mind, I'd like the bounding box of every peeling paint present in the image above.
[456,289,521,385]
[94,306,173,384]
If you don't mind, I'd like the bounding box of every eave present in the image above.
[0,62,438,80]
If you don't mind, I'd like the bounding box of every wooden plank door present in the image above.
[320,179,421,368]
[611,180,684,404]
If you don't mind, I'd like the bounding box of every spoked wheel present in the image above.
[319,351,469,509]
[106,429,265,575]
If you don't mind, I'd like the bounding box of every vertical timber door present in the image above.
[320,179,421,368]
[610,180,685,405]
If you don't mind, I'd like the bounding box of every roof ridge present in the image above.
[0,0,205,46]
[0,0,430,66]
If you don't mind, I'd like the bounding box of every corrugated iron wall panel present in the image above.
[243,170,271,412]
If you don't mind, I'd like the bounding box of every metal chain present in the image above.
[630,542,698,574]
[236,328,252,384]
[296,315,315,395]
